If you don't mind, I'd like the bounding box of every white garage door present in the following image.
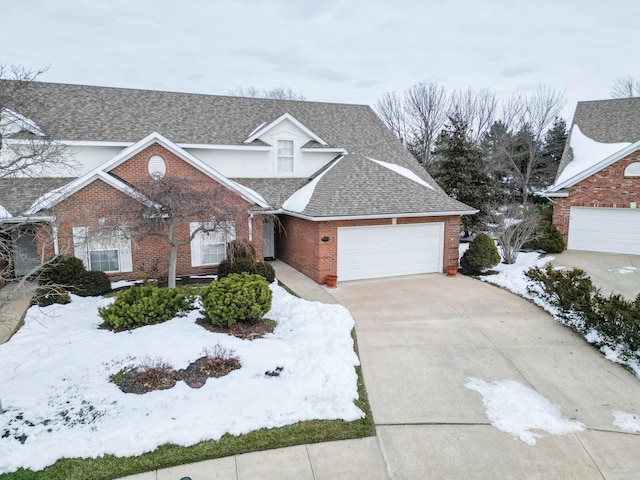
[337,223,444,281]
[568,207,640,255]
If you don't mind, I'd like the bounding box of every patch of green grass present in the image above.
[0,329,373,480]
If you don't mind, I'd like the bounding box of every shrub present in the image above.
[525,220,565,253]
[226,239,257,263]
[588,293,640,351]
[75,270,112,297]
[217,258,255,279]
[525,264,595,315]
[460,233,501,275]
[254,261,276,283]
[201,272,272,328]
[99,285,193,330]
[32,286,71,307]
[38,255,85,289]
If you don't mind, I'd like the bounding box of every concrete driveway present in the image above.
[329,274,640,479]
[548,251,640,299]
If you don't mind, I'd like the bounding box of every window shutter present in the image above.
[72,227,90,269]
[190,222,202,267]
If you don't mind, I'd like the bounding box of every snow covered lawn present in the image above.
[0,283,364,474]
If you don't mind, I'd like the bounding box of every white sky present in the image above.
[2,0,638,119]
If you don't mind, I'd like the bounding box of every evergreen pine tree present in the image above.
[429,114,497,234]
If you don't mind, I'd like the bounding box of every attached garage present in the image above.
[568,207,640,255]
[337,223,444,281]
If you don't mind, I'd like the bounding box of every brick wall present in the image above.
[553,152,640,242]
[36,144,263,281]
[277,214,461,284]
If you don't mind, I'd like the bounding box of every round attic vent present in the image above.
[148,155,166,179]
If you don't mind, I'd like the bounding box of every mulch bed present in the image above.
[116,357,242,394]
[195,317,275,340]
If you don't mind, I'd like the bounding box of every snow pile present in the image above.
[0,204,11,219]
[555,124,631,186]
[465,377,585,445]
[367,157,435,190]
[612,410,640,432]
[282,157,343,213]
[0,284,363,474]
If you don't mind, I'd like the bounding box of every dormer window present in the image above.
[277,140,294,173]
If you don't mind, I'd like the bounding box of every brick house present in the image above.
[545,97,640,255]
[0,82,475,284]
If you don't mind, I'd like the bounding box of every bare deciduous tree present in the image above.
[488,86,566,202]
[485,203,541,264]
[111,177,250,288]
[404,82,449,165]
[610,75,640,98]
[450,87,498,144]
[1,66,77,295]
[373,91,409,145]
[228,86,306,101]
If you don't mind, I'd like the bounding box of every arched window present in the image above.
[624,162,640,177]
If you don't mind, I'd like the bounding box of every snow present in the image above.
[1,108,46,136]
[615,266,638,275]
[0,284,363,474]
[282,157,343,213]
[110,279,144,289]
[465,377,585,445]
[367,157,435,190]
[0,204,12,219]
[554,124,631,186]
[612,410,640,432]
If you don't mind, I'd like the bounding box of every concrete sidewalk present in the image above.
[0,281,36,344]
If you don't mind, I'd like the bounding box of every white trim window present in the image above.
[190,221,236,267]
[276,139,294,174]
[72,226,133,273]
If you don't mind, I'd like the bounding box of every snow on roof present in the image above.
[282,157,343,213]
[555,124,631,186]
[0,204,12,219]
[1,108,46,136]
[367,157,435,191]
[227,180,267,206]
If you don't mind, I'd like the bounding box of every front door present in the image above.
[12,226,39,277]
[263,218,275,259]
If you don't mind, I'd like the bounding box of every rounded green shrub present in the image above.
[460,233,501,275]
[527,221,565,253]
[201,272,272,328]
[32,287,71,307]
[99,285,193,330]
[39,255,85,289]
[254,261,275,283]
[217,258,255,279]
[75,270,112,297]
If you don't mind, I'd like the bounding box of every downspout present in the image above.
[52,220,59,255]
[248,211,254,242]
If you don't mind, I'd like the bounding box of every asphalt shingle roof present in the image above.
[0,178,75,216]
[3,81,474,217]
[555,97,640,183]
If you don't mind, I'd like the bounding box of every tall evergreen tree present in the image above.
[429,115,497,233]
[538,116,568,186]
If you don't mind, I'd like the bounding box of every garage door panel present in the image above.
[337,223,443,281]
[568,207,640,255]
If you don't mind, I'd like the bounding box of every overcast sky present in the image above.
[3,0,638,119]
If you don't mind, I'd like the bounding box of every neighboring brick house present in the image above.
[0,81,476,284]
[545,97,640,255]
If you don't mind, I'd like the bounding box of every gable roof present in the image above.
[243,113,328,145]
[22,133,270,215]
[548,97,640,194]
[4,81,475,218]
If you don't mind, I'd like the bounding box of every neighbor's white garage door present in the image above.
[568,207,640,255]
[337,223,444,281]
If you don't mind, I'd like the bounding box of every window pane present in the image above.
[277,140,294,173]
[89,249,119,272]
[277,140,294,155]
[201,243,225,265]
[278,156,294,172]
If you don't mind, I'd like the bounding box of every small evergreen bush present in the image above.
[39,255,85,289]
[254,261,276,283]
[217,258,255,279]
[99,285,193,330]
[201,272,272,328]
[525,220,565,253]
[525,264,595,315]
[75,270,112,297]
[32,287,71,307]
[588,293,640,351]
[460,233,501,275]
